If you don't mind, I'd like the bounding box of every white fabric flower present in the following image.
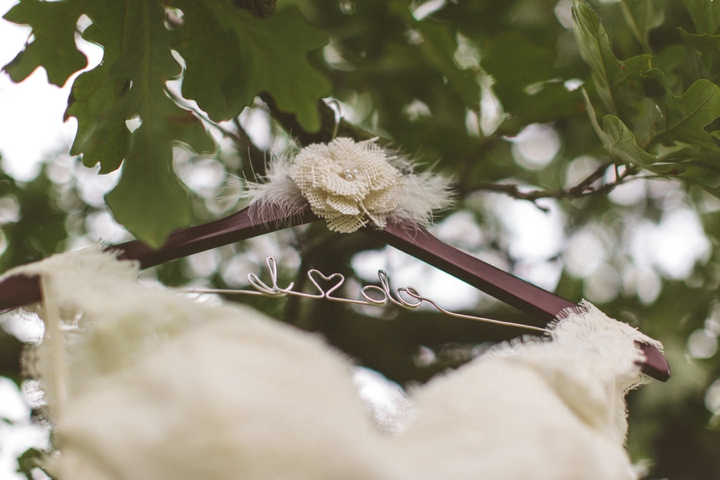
[289,138,402,233]
[238,137,454,232]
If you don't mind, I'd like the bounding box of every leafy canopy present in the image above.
[571,0,720,197]
[4,0,720,250]
[3,0,330,247]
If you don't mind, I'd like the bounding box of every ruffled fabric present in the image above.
[7,248,662,479]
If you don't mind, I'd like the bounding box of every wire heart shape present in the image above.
[306,269,346,299]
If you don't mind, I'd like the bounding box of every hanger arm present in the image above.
[0,206,318,313]
[114,205,319,269]
[367,224,576,323]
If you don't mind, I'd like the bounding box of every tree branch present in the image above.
[229,117,269,177]
[259,93,390,148]
[461,162,644,210]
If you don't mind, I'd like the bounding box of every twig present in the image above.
[166,87,268,167]
[259,93,390,148]
[462,162,644,210]
[229,117,269,176]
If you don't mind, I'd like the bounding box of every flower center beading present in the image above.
[342,168,359,181]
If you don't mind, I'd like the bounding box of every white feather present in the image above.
[390,167,454,227]
[233,140,454,229]
[235,155,308,223]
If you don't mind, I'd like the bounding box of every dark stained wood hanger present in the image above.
[0,203,670,381]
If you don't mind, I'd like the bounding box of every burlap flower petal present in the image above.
[304,190,330,212]
[364,188,399,215]
[356,162,400,191]
[361,208,387,230]
[325,195,362,216]
[326,214,367,233]
[318,169,369,197]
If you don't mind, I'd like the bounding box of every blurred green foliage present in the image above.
[2,0,720,478]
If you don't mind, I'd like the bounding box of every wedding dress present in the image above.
[9,246,661,480]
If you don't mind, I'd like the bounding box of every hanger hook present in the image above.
[326,99,343,140]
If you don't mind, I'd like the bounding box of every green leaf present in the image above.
[104,1,214,246]
[582,88,657,166]
[652,158,720,198]
[650,79,720,151]
[482,31,575,128]
[679,28,720,55]
[650,45,685,90]
[483,32,551,97]
[684,0,720,35]
[105,124,194,249]
[172,0,246,121]
[179,2,331,129]
[394,4,480,109]
[700,185,720,198]
[572,0,651,120]
[639,68,665,98]
[619,0,664,52]
[678,28,720,84]
[2,0,88,86]
[64,1,132,172]
[416,25,479,109]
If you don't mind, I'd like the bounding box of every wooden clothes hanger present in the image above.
[0,202,670,381]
